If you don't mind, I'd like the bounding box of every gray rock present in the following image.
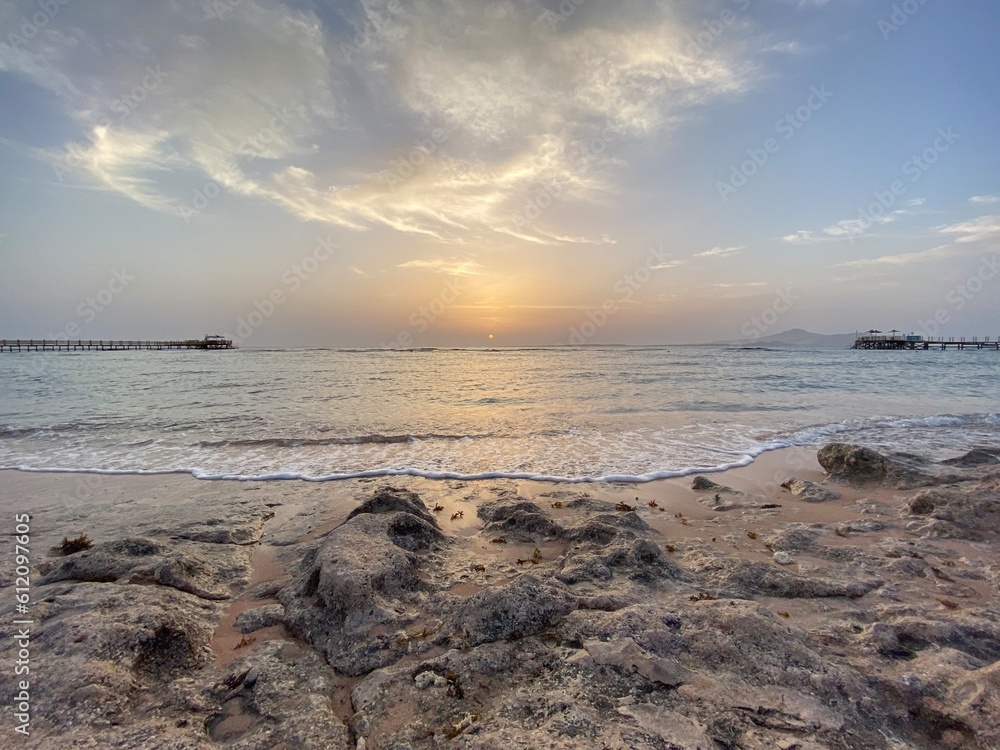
[946,660,1000,748]
[455,574,577,645]
[248,579,288,599]
[818,443,934,488]
[583,637,690,686]
[941,447,1000,468]
[235,604,286,634]
[141,510,272,545]
[818,443,890,483]
[283,512,440,631]
[773,551,794,565]
[684,550,882,598]
[38,537,249,600]
[557,553,613,584]
[0,580,221,745]
[483,508,564,542]
[558,538,684,586]
[781,478,841,502]
[209,639,351,748]
[835,519,888,534]
[903,477,1000,537]
[766,527,821,552]
[477,499,546,523]
[691,475,723,491]
[346,486,437,526]
[280,490,449,675]
[564,512,655,545]
[692,477,774,511]
[565,496,620,512]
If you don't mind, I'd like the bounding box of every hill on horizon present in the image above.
[716,328,857,348]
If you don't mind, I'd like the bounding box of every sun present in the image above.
[487,333,494,340]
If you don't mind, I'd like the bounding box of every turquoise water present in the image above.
[0,346,997,481]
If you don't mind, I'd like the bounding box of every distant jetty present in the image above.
[0,335,235,352]
[852,334,999,351]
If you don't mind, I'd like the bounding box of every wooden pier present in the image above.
[852,335,999,351]
[0,336,235,352]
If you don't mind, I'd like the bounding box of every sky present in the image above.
[0,0,998,347]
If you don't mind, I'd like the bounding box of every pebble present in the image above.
[773,551,794,565]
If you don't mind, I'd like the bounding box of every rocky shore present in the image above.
[2,443,999,749]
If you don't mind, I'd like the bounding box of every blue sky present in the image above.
[1,0,998,346]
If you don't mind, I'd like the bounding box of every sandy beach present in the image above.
[1,443,998,749]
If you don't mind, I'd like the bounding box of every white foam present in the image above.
[2,412,996,484]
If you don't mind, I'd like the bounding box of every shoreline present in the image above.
[2,442,998,748]
[2,410,997,487]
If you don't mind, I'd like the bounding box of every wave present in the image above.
[3,454,759,485]
[192,433,499,448]
[2,412,995,484]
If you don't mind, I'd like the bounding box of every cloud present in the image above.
[397,258,485,276]
[822,215,893,240]
[694,244,746,258]
[833,245,959,268]
[650,259,687,270]
[936,215,1000,243]
[831,214,1000,268]
[781,230,829,244]
[2,0,759,246]
[969,194,1000,205]
[347,265,369,278]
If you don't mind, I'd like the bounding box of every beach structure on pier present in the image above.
[852,333,999,350]
[0,335,235,352]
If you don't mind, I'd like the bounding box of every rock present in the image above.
[818,444,890,483]
[0,580,220,743]
[881,613,1000,663]
[127,501,276,546]
[235,603,286,634]
[565,496,620,512]
[583,637,690,686]
[781,478,841,502]
[835,519,887,534]
[683,550,882,599]
[564,512,655,545]
[946,660,1000,748]
[557,553,613,584]
[773,551,794,565]
[38,537,249,600]
[559,538,684,586]
[483,509,564,542]
[902,478,1000,537]
[414,670,449,689]
[280,490,449,674]
[477,499,565,541]
[455,574,576,645]
[818,443,933,488]
[477,499,546,523]
[766,527,821,552]
[346,486,437,525]
[209,639,351,748]
[142,512,271,545]
[13,465,1000,750]
[249,579,288,599]
[614,703,716,747]
[284,513,439,630]
[692,475,722,491]
[692,477,773,511]
[941,447,1000,468]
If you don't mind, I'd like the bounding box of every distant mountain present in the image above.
[715,328,857,348]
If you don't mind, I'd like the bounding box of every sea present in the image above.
[0,346,997,483]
